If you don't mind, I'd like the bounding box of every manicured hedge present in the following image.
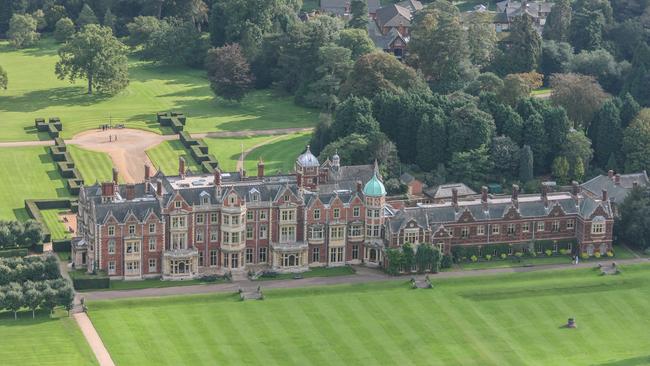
[52,239,71,253]
[72,276,109,290]
[35,117,63,139]
[48,136,83,195]
[159,111,220,173]
[0,248,29,257]
[24,199,77,243]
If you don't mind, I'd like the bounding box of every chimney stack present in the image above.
[257,158,265,178]
[541,184,548,208]
[452,188,458,211]
[101,182,115,202]
[633,181,639,189]
[602,189,608,202]
[112,168,119,185]
[156,181,162,196]
[614,174,621,186]
[178,157,186,178]
[608,170,614,179]
[213,168,221,186]
[481,186,488,211]
[144,164,151,193]
[512,184,519,208]
[356,180,362,193]
[571,181,580,196]
[125,184,135,200]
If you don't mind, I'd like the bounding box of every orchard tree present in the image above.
[348,0,368,29]
[4,289,22,320]
[543,0,571,41]
[76,4,98,28]
[8,14,39,48]
[23,287,42,318]
[55,25,129,95]
[205,44,253,102]
[54,17,75,43]
[0,65,7,90]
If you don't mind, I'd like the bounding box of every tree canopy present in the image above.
[205,43,254,102]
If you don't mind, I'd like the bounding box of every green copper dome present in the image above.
[363,172,386,197]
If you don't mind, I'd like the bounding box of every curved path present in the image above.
[67,129,177,183]
[235,134,287,171]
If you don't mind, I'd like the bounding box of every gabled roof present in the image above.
[376,4,412,28]
[581,172,649,204]
[320,0,381,15]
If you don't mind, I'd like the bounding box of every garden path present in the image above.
[82,257,650,301]
[0,140,54,147]
[74,312,116,366]
[235,134,287,171]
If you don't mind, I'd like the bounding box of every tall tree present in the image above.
[54,17,75,42]
[447,104,496,155]
[505,14,542,73]
[205,44,253,102]
[539,41,573,82]
[519,145,534,182]
[543,0,572,41]
[466,11,497,69]
[55,24,129,94]
[189,0,209,32]
[8,13,39,48]
[491,135,520,179]
[126,16,163,47]
[568,49,626,94]
[76,3,98,28]
[623,44,650,107]
[552,156,570,184]
[408,0,473,92]
[623,109,650,172]
[569,9,605,52]
[336,28,375,60]
[141,18,208,67]
[541,106,571,163]
[102,8,115,32]
[0,65,7,90]
[562,130,593,174]
[348,0,368,29]
[523,113,549,173]
[550,73,608,130]
[591,100,623,169]
[331,96,378,140]
[416,112,447,171]
[303,45,353,111]
[618,93,641,127]
[341,52,428,99]
[616,186,650,250]
[449,145,493,189]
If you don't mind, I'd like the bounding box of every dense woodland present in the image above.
[1,0,650,195]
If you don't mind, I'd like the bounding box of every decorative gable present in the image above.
[503,206,521,220]
[457,208,475,223]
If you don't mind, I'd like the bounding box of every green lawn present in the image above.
[202,135,284,172]
[107,278,223,291]
[41,208,72,241]
[89,263,650,365]
[244,132,312,175]
[0,309,97,366]
[531,87,552,95]
[146,140,202,175]
[0,38,318,142]
[0,146,69,220]
[67,145,115,185]
[255,266,356,281]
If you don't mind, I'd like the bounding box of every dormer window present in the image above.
[175,201,181,208]
[202,197,209,205]
[229,194,236,205]
[284,194,289,202]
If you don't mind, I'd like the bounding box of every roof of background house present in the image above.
[367,20,406,49]
[397,0,424,12]
[320,0,381,15]
[375,4,413,28]
[424,183,477,200]
[581,172,650,204]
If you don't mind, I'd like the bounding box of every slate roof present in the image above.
[320,0,381,15]
[581,172,649,205]
[397,0,424,12]
[376,4,412,28]
[424,183,476,200]
[367,21,406,49]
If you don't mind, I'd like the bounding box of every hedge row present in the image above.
[72,276,109,290]
[24,199,77,243]
[157,111,186,133]
[165,113,219,173]
[0,248,29,258]
[451,240,577,262]
[49,137,83,195]
[52,240,71,253]
[35,117,62,139]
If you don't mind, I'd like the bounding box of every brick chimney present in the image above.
[213,168,221,186]
[112,168,119,185]
[602,189,608,202]
[571,181,580,196]
[356,180,362,193]
[512,184,519,208]
[125,184,135,200]
[156,181,162,196]
[257,158,265,178]
[144,164,151,193]
[481,186,488,211]
[452,188,458,211]
[614,174,621,186]
[178,157,186,178]
[608,170,614,179]
[541,184,548,208]
[101,182,115,202]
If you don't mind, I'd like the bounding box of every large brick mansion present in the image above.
[71,147,648,280]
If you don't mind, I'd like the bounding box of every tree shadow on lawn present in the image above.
[0,86,112,113]
[12,208,30,221]
[594,356,650,366]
